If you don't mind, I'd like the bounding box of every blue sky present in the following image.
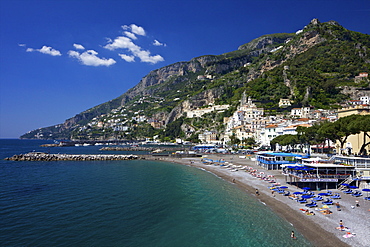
[1,0,369,138]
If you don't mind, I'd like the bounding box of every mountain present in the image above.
[21,19,370,140]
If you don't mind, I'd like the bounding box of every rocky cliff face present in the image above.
[165,88,223,124]
[21,18,369,140]
[120,56,218,104]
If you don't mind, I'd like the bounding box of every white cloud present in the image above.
[153,39,166,46]
[122,24,146,36]
[26,45,62,56]
[136,50,164,64]
[104,36,135,51]
[73,43,85,50]
[68,50,116,67]
[124,31,137,40]
[104,36,164,64]
[130,24,146,36]
[119,54,135,62]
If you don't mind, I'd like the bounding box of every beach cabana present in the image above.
[255,152,304,170]
[282,157,356,190]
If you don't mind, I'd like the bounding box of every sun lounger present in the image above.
[352,191,362,197]
[313,196,323,201]
[331,194,341,199]
[322,199,333,205]
[305,201,317,208]
[343,189,353,194]
[298,198,307,203]
[284,191,290,196]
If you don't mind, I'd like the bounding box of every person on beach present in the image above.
[336,202,341,211]
[339,220,344,231]
[355,200,360,207]
[291,231,296,239]
[255,189,259,196]
[272,190,275,197]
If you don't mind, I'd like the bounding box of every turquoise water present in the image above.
[0,140,312,246]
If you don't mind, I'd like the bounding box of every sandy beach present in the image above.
[146,154,369,247]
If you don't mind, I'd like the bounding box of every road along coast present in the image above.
[147,154,369,247]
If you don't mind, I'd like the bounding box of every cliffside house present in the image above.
[279,98,292,108]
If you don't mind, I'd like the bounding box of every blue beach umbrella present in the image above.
[362,188,370,196]
[293,192,303,195]
[349,185,358,189]
[341,183,349,187]
[303,187,311,190]
[279,186,288,189]
[302,194,313,199]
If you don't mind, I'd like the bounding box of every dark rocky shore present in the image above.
[99,146,187,152]
[4,152,139,161]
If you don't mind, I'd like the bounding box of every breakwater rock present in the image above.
[100,146,186,152]
[4,152,139,161]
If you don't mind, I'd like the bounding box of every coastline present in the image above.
[145,154,369,247]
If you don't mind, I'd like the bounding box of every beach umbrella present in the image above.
[362,188,370,197]
[341,183,349,187]
[302,194,313,199]
[303,187,311,190]
[349,185,358,189]
[293,192,303,195]
[280,186,288,189]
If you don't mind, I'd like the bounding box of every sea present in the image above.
[0,139,312,246]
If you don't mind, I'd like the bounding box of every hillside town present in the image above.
[54,82,370,158]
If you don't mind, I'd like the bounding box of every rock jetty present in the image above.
[100,146,186,152]
[4,152,139,161]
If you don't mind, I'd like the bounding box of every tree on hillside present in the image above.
[348,115,370,155]
[318,115,359,153]
[229,133,241,146]
[160,117,185,141]
[242,137,256,147]
[270,134,299,151]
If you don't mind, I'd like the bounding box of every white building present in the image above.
[259,124,283,147]
[360,96,369,105]
[186,105,229,118]
[198,131,219,144]
[279,98,292,108]
[291,107,310,118]
[225,92,264,131]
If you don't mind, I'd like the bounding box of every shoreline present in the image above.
[145,154,369,247]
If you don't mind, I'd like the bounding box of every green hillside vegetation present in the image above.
[20,20,370,140]
[209,22,370,109]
